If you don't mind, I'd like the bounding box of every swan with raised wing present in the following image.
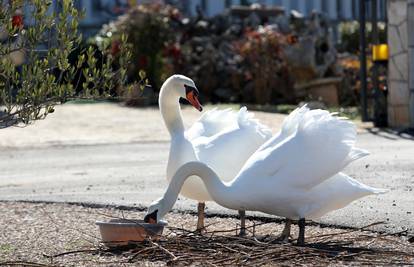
[158,74,272,232]
[145,105,387,244]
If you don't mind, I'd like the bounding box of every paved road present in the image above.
[0,103,413,235]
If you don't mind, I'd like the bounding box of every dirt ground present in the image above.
[1,201,413,267]
[0,103,370,148]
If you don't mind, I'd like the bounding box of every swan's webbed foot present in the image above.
[196,202,206,234]
[255,219,292,244]
[296,218,306,246]
[238,210,246,236]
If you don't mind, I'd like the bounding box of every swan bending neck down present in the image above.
[145,161,234,222]
[144,160,386,245]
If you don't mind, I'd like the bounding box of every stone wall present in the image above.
[387,0,414,128]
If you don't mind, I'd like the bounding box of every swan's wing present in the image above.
[235,108,360,190]
[185,108,238,141]
[275,106,369,170]
[191,107,272,181]
[258,105,309,152]
[280,105,310,136]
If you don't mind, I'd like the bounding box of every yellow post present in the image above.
[372,44,389,61]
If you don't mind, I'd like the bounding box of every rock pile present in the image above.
[98,3,340,105]
[167,4,339,104]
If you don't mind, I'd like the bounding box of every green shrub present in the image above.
[0,0,133,127]
[94,4,175,91]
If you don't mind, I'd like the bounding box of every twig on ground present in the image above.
[0,261,56,267]
[43,248,101,258]
[307,221,386,241]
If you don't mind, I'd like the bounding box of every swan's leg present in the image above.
[297,218,306,246]
[196,202,205,232]
[277,219,292,242]
[238,210,246,236]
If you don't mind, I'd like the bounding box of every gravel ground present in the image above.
[1,202,413,267]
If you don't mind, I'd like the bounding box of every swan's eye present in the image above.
[184,84,199,95]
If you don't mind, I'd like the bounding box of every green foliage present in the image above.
[0,0,134,127]
[94,4,174,90]
[0,244,14,253]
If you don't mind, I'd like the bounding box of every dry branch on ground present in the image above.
[0,202,413,266]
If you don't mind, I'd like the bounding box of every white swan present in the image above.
[145,105,388,244]
[158,74,272,231]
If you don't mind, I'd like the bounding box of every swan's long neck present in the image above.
[159,83,185,136]
[160,162,235,217]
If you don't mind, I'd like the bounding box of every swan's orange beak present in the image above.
[185,86,203,112]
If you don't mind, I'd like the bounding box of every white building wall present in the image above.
[387,0,414,127]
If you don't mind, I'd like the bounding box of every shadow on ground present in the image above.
[366,127,414,141]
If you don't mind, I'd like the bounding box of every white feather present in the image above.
[160,76,272,202]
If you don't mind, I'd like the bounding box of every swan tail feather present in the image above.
[370,187,390,194]
[281,105,309,135]
[350,147,370,160]
[342,147,370,168]
[339,173,389,196]
[347,175,389,195]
